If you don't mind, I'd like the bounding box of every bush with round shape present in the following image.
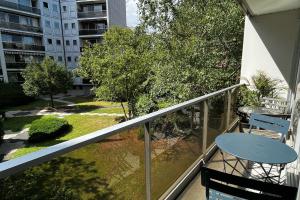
[28,117,70,142]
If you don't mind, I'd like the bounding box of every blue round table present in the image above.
[216,133,298,183]
[216,133,297,164]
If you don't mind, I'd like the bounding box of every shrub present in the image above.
[238,86,260,107]
[0,83,34,108]
[136,95,159,116]
[28,117,70,142]
[252,71,280,98]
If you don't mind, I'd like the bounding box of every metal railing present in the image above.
[79,28,106,35]
[0,21,42,33]
[3,42,45,51]
[6,62,28,69]
[77,10,107,18]
[0,1,40,15]
[0,83,243,200]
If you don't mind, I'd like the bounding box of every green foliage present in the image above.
[238,86,260,107]
[78,26,154,118]
[135,94,159,116]
[138,0,244,104]
[0,83,34,108]
[28,116,70,142]
[22,57,72,108]
[252,71,280,98]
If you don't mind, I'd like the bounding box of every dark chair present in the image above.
[248,113,290,142]
[201,167,297,200]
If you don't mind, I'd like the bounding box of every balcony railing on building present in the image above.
[77,10,107,18]
[0,84,242,200]
[79,28,106,35]
[6,62,28,69]
[0,1,40,15]
[0,21,42,33]
[3,42,45,52]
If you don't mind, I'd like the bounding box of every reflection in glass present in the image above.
[0,127,146,200]
[150,105,203,199]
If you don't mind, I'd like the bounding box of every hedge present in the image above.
[0,83,34,108]
[28,117,70,142]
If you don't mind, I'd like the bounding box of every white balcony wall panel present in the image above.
[240,9,300,98]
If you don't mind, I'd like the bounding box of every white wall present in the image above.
[240,9,300,98]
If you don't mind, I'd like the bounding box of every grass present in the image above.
[10,114,118,158]
[3,116,42,132]
[4,99,67,111]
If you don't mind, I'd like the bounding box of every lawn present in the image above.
[3,99,67,111]
[9,114,118,159]
[3,116,42,132]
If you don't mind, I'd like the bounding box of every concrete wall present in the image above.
[107,0,126,27]
[240,9,300,98]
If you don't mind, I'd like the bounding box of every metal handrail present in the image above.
[3,42,45,51]
[0,0,41,15]
[79,28,107,35]
[0,83,243,178]
[0,21,42,33]
[77,10,107,18]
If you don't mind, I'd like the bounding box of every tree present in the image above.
[138,0,244,104]
[22,57,72,108]
[77,26,155,119]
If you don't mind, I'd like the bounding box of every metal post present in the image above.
[144,122,151,200]
[226,90,232,128]
[202,100,208,155]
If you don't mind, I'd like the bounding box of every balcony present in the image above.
[0,84,242,199]
[0,0,40,15]
[0,21,42,34]
[3,42,45,52]
[79,28,106,36]
[77,11,107,19]
[6,62,28,69]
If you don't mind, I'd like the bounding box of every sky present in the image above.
[126,0,139,27]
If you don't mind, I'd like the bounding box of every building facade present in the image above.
[0,0,126,83]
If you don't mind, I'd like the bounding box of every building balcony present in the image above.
[0,21,42,34]
[77,11,107,19]
[79,28,106,36]
[0,0,40,15]
[6,62,28,69]
[3,42,45,52]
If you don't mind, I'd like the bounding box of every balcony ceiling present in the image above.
[240,0,300,15]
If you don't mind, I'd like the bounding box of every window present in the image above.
[71,23,76,29]
[66,40,70,46]
[67,56,71,62]
[45,20,51,28]
[73,40,77,46]
[63,6,67,12]
[49,56,54,60]
[56,40,61,45]
[43,2,48,8]
[53,4,58,12]
[75,56,79,62]
[47,38,52,45]
[23,36,34,45]
[58,56,63,62]
[64,23,68,30]
[54,22,60,29]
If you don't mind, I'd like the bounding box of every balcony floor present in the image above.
[176,149,239,200]
[177,126,291,200]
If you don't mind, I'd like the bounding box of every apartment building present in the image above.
[0,0,126,83]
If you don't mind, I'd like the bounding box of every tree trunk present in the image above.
[50,93,54,108]
[121,102,128,121]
